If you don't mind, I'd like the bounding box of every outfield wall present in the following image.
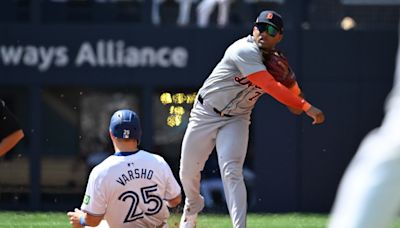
[0,25,397,212]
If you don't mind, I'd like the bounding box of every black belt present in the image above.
[197,95,233,117]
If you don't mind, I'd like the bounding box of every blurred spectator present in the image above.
[49,0,128,2]
[196,0,231,27]
[0,99,24,157]
[94,0,122,2]
[152,0,163,25]
[151,0,197,26]
[176,0,231,27]
[177,0,195,26]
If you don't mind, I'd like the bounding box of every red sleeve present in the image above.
[289,82,302,95]
[0,104,22,139]
[247,70,311,111]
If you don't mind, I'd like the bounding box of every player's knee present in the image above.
[221,163,244,182]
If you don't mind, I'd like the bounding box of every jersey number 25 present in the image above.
[118,184,163,223]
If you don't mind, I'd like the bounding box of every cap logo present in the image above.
[266,13,273,19]
[123,129,130,138]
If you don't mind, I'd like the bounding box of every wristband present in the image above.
[79,216,88,226]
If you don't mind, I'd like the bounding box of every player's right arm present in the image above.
[160,157,182,208]
[247,70,325,124]
[67,208,103,227]
[166,194,182,208]
[68,166,107,227]
[228,40,324,124]
[287,84,304,115]
[81,211,104,227]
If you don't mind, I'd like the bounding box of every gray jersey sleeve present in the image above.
[197,36,266,115]
[228,38,266,77]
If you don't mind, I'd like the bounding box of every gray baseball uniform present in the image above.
[180,35,267,228]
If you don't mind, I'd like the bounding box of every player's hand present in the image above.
[67,208,85,228]
[305,106,325,124]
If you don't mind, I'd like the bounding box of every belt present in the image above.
[197,95,233,117]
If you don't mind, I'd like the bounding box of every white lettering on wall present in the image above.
[75,40,188,69]
[1,46,23,65]
[75,42,97,66]
[0,40,188,72]
[0,45,69,72]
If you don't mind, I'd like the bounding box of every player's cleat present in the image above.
[179,212,197,228]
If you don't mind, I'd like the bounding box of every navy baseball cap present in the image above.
[255,10,284,32]
[109,109,142,141]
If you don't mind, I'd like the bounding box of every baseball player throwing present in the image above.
[67,109,182,228]
[179,10,325,228]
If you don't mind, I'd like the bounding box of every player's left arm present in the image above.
[0,101,24,156]
[0,129,24,156]
[67,208,104,227]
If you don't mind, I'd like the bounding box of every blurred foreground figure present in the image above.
[328,21,400,228]
[67,109,181,228]
[0,99,24,156]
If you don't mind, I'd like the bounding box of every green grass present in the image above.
[0,211,70,227]
[2,211,400,227]
[169,213,328,228]
[0,211,329,228]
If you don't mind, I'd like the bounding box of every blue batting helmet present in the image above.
[109,109,142,142]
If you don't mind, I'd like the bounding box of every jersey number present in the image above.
[118,184,163,223]
[249,91,262,101]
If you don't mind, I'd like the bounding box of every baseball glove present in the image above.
[263,50,304,115]
[262,50,296,88]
